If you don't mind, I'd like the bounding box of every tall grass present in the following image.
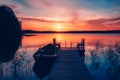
[0,49,38,80]
[87,41,120,80]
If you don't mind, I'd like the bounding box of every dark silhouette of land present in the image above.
[23,30,120,34]
[0,5,22,62]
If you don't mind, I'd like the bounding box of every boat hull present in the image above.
[33,44,60,79]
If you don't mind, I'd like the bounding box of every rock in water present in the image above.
[0,5,22,62]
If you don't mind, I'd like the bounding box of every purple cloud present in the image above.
[86,17,120,27]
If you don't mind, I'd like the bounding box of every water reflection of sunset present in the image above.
[56,34,61,41]
[22,34,120,48]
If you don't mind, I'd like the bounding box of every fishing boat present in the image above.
[33,43,60,79]
[33,43,60,61]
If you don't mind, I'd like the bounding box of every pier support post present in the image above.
[53,38,56,45]
[65,41,67,48]
[53,38,61,49]
[77,38,85,62]
[70,41,72,48]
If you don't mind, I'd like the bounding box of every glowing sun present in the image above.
[55,24,63,31]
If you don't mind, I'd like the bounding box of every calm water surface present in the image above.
[0,33,120,80]
[22,33,120,48]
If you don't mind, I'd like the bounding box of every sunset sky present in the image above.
[0,0,120,31]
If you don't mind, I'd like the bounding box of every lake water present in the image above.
[21,33,120,56]
[0,33,120,80]
[22,33,120,48]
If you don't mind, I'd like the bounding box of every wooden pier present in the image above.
[33,38,93,80]
[46,48,93,80]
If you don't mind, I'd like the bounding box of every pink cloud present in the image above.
[86,17,120,29]
[19,17,67,23]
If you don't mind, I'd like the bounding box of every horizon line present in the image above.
[22,30,120,34]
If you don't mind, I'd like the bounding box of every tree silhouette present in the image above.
[0,5,22,62]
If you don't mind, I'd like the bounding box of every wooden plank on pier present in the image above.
[47,49,93,80]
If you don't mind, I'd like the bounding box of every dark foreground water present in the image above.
[0,33,120,80]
